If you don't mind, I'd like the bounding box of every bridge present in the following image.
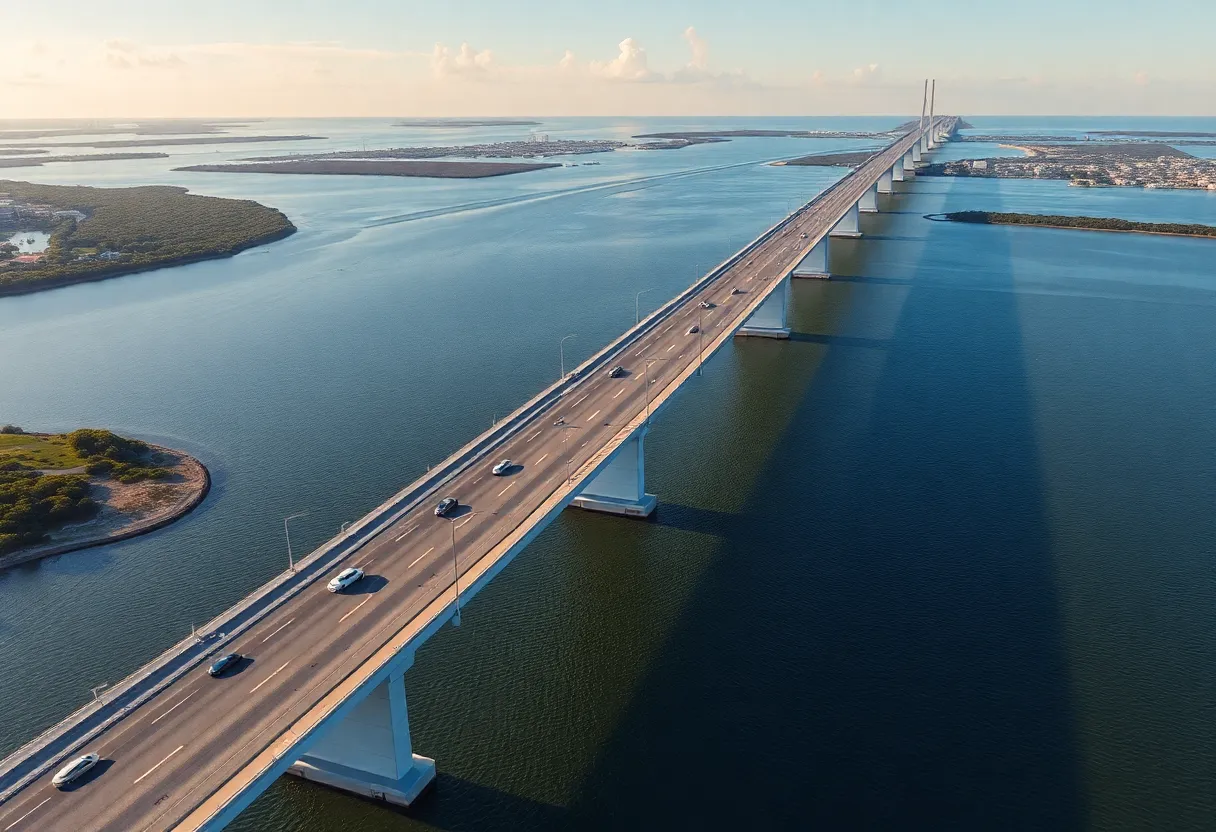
[0,111,957,831]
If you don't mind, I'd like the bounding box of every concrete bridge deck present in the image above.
[0,116,955,832]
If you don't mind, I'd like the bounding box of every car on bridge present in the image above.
[327,567,365,593]
[608,366,625,378]
[688,325,699,334]
[52,752,100,788]
[208,653,244,678]
[435,497,459,517]
[699,301,714,309]
[492,460,512,476]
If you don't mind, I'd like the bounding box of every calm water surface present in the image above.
[1,117,1213,830]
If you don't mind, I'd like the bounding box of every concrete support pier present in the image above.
[736,274,791,338]
[911,144,922,163]
[571,426,656,517]
[290,656,435,808]
[792,237,829,279]
[891,161,905,182]
[877,168,894,194]
[859,182,879,213]
[829,201,862,238]
[902,150,916,174]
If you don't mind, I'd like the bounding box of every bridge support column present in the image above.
[829,201,861,238]
[891,161,905,182]
[911,144,922,163]
[877,167,894,193]
[859,182,879,213]
[571,426,656,517]
[289,654,435,808]
[792,236,829,278]
[902,150,916,175]
[736,274,791,338]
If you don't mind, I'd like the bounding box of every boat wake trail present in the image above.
[363,155,812,229]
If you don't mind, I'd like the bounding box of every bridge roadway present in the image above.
[0,119,950,832]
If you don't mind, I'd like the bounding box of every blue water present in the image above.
[2,117,1215,830]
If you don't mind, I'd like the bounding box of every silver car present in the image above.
[52,753,100,788]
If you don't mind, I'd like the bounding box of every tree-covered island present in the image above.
[0,180,295,296]
[933,211,1216,238]
[0,427,209,564]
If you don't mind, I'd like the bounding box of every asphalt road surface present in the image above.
[0,122,944,832]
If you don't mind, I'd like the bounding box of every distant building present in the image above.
[98,250,123,261]
[971,160,988,170]
[52,210,86,222]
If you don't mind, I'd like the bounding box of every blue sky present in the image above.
[6,0,1214,117]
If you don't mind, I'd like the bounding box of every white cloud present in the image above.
[558,49,576,71]
[431,42,493,78]
[591,37,652,81]
[852,63,881,83]
[102,39,183,70]
[683,26,708,71]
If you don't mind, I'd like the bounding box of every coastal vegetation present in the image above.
[177,160,562,178]
[0,428,183,555]
[0,153,169,169]
[935,211,1216,238]
[0,180,295,296]
[778,151,877,168]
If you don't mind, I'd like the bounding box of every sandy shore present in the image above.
[176,160,561,178]
[0,445,210,570]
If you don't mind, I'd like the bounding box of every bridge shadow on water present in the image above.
[549,177,1085,829]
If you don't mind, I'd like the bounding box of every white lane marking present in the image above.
[472,477,482,485]
[456,515,476,529]
[497,482,515,497]
[612,388,626,399]
[528,429,542,441]
[356,559,373,570]
[573,394,589,406]
[260,618,295,644]
[339,597,371,624]
[394,527,417,542]
[149,691,197,726]
[409,547,435,568]
[537,453,549,463]
[133,744,185,785]
[588,410,601,422]
[5,797,51,830]
[665,344,675,353]
[249,661,291,694]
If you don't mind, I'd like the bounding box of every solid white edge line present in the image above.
[249,661,291,695]
[132,744,185,785]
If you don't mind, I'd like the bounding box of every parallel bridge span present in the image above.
[0,115,958,831]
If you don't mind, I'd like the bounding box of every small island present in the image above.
[929,211,1216,239]
[393,119,542,128]
[0,180,295,296]
[177,159,562,179]
[0,427,210,569]
[0,153,169,169]
[774,150,879,168]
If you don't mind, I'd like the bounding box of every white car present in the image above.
[327,567,364,593]
[52,753,100,788]
[492,460,512,476]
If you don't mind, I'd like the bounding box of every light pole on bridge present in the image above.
[635,288,656,326]
[559,333,577,381]
[284,511,308,572]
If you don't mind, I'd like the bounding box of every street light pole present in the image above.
[284,511,308,571]
[559,333,577,381]
[635,288,656,326]
[447,518,462,626]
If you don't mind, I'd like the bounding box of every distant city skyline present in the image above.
[5,0,1214,118]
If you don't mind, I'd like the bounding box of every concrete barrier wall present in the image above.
[0,121,948,804]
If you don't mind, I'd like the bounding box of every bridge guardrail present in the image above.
[0,121,941,805]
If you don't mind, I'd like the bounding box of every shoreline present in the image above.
[925,212,1216,240]
[0,224,295,298]
[0,442,211,571]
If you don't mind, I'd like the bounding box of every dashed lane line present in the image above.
[249,662,290,695]
[409,547,435,568]
[339,597,371,624]
[132,745,185,785]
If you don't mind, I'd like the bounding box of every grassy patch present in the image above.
[0,433,87,470]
